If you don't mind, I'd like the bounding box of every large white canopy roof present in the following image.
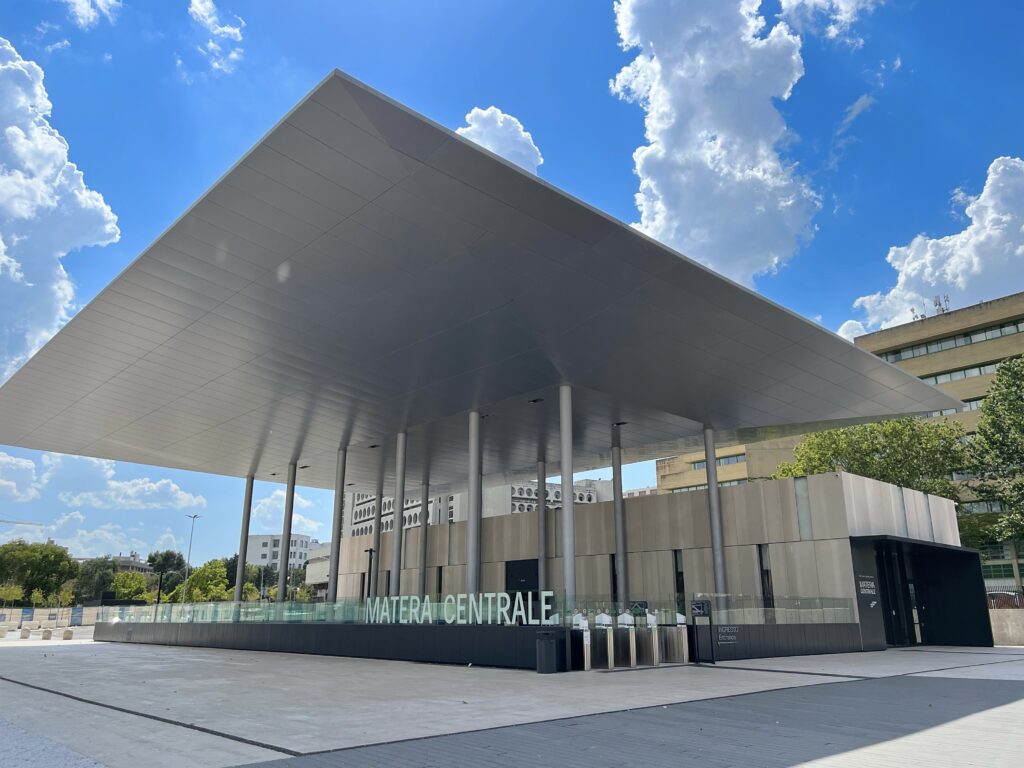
[0,71,959,494]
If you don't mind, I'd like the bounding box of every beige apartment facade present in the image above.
[657,291,1024,588]
[857,291,1024,589]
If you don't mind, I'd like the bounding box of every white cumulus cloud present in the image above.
[62,0,122,29]
[840,156,1024,339]
[611,0,820,286]
[456,106,543,174]
[0,510,150,559]
[52,455,207,510]
[0,38,120,381]
[252,488,322,535]
[188,0,245,74]
[780,0,881,42]
[0,450,43,501]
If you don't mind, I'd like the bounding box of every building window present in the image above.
[260,553,267,560]
[881,318,1024,363]
[262,541,268,547]
[960,500,1004,514]
[920,362,1000,386]
[982,563,1015,579]
[692,454,747,470]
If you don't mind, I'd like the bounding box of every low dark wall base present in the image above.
[95,621,576,671]
[691,623,864,662]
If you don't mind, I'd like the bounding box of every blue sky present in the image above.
[1,1,1022,564]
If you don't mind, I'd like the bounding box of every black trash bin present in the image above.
[536,630,560,674]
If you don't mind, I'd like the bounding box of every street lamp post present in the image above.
[182,513,201,603]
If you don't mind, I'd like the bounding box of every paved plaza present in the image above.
[1,635,1022,767]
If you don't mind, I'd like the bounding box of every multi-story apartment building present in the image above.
[855,291,1024,589]
[245,533,319,570]
[655,436,804,494]
[657,291,1024,587]
[343,479,613,539]
[307,479,615,595]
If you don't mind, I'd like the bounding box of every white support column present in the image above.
[417,481,429,597]
[560,385,576,610]
[369,472,384,598]
[388,432,407,597]
[537,459,547,594]
[703,426,727,598]
[233,475,254,603]
[327,448,346,603]
[467,409,482,595]
[276,463,297,602]
[612,423,628,608]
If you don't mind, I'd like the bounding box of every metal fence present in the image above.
[987,589,1024,609]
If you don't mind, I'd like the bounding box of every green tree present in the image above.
[112,571,148,601]
[0,540,29,585]
[956,511,1003,551]
[241,582,259,602]
[0,584,24,604]
[971,355,1024,540]
[148,549,186,601]
[223,553,239,589]
[775,417,967,499]
[0,540,79,601]
[181,559,231,602]
[74,556,117,603]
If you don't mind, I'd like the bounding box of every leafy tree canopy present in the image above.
[181,559,231,603]
[112,571,148,601]
[74,556,116,603]
[971,355,1024,540]
[774,417,967,499]
[0,540,79,600]
[147,550,186,574]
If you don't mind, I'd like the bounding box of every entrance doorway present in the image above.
[857,536,992,648]
[506,559,539,624]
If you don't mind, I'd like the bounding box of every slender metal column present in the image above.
[276,462,297,602]
[369,472,384,598]
[559,385,576,609]
[233,475,254,602]
[537,459,547,593]
[417,482,429,597]
[388,432,407,597]
[703,427,727,597]
[327,448,347,603]
[467,409,482,594]
[612,424,628,608]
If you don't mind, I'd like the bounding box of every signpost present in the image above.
[691,599,715,664]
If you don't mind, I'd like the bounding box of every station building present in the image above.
[0,70,991,666]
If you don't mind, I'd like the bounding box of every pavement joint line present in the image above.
[897,656,1024,677]
[705,665,874,680]
[301,673,858,758]
[895,648,1024,657]
[0,674,298,757]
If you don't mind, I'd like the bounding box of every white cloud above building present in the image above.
[839,156,1024,339]
[0,38,120,381]
[456,106,543,174]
